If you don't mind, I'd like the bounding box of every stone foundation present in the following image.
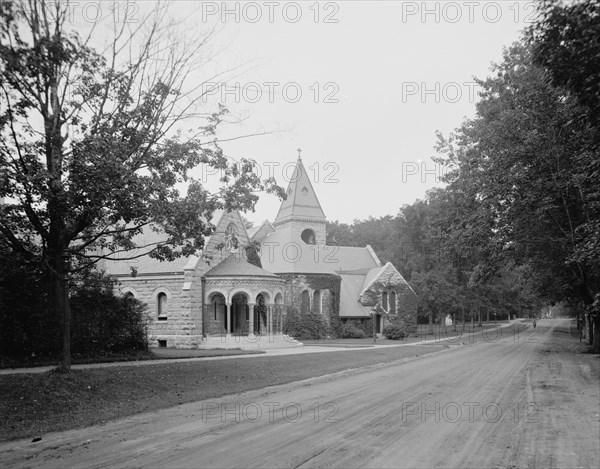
[149,334,205,349]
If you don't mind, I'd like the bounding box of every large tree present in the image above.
[436,39,599,350]
[529,0,600,348]
[530,0,600,123]
[0,0,283,370]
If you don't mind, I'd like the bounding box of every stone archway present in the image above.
[231,292,249,334]
[208,292,227,334]
[254,293,270,334]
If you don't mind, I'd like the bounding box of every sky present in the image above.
[77,0,536,226]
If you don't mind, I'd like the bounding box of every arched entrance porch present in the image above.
[203,259,286,338]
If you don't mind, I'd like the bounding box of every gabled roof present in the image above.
[247,219,275,242]
[338,263,416,318]
[360,262,416,295]
[102,225,199,276]
[339,272,374,318]
[103,209,236,277]
[259,227,381,274]
[246,226,261,239]
[274,156,326,224]
[205,253,281,278]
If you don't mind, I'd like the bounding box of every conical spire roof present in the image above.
[274,150,326,224]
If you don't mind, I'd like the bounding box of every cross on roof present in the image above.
[297,148,302,159]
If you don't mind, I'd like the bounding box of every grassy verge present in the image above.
[0,348,264,370]
[0,344,445,442]
[303,321,516,346]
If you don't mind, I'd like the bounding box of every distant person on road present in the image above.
[533,319,537,329]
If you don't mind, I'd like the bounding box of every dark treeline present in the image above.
[329,0,600,351]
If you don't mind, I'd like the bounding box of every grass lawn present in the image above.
[0,344,446,442]
[0,348,264,370]
[151,348,265,359]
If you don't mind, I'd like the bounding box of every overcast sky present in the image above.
[148,1,535,225]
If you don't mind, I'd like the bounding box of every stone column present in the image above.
[248,303,255,338]
[226,302,232,337]
[279,306,284,334]
[267,304,273,336]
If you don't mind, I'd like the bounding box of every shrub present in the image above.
[283,310,330,340]
[0,248,59,358]
[383,324,407,340]
[340,321,366,339]
[0,248,149,361]
[70,272,149,354]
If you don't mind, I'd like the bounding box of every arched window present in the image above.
[314,290,322,314]
[390,291,396,314]
[157,292,168,320]
[122,288,137,299]
[301,290,310,314]
[224,223,239,252]
[301,229,316,245]
[382,291,388,311]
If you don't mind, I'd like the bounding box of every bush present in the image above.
[0,248,149,361]
[70,272,149,354]
[0,248,60,359]
[340,321,366,339]
[283,310,330,340]
[383,324,407,340]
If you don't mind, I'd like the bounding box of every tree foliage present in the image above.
[0,244,149,362]
[0,0,283,369]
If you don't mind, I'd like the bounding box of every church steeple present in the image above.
[273,150,327,245]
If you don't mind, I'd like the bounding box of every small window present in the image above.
[301,229,316,245]
[157,292,168,320]
[301,186,308,196]
[390,291,397,314]
[157,339,167,348]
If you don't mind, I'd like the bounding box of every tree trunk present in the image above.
[477,304,482,327]
[428,312,433,334]
[61,267,71,372]
[593,315,600,354]
[51,250,71,372]
[486,309,489,323]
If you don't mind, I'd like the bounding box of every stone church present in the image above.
[103,153,417,348]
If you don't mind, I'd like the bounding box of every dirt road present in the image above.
[2,319,598,468]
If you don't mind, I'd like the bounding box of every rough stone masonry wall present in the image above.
[359,264,418,335]
[279,273,341,329]
[118,275,197,348]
